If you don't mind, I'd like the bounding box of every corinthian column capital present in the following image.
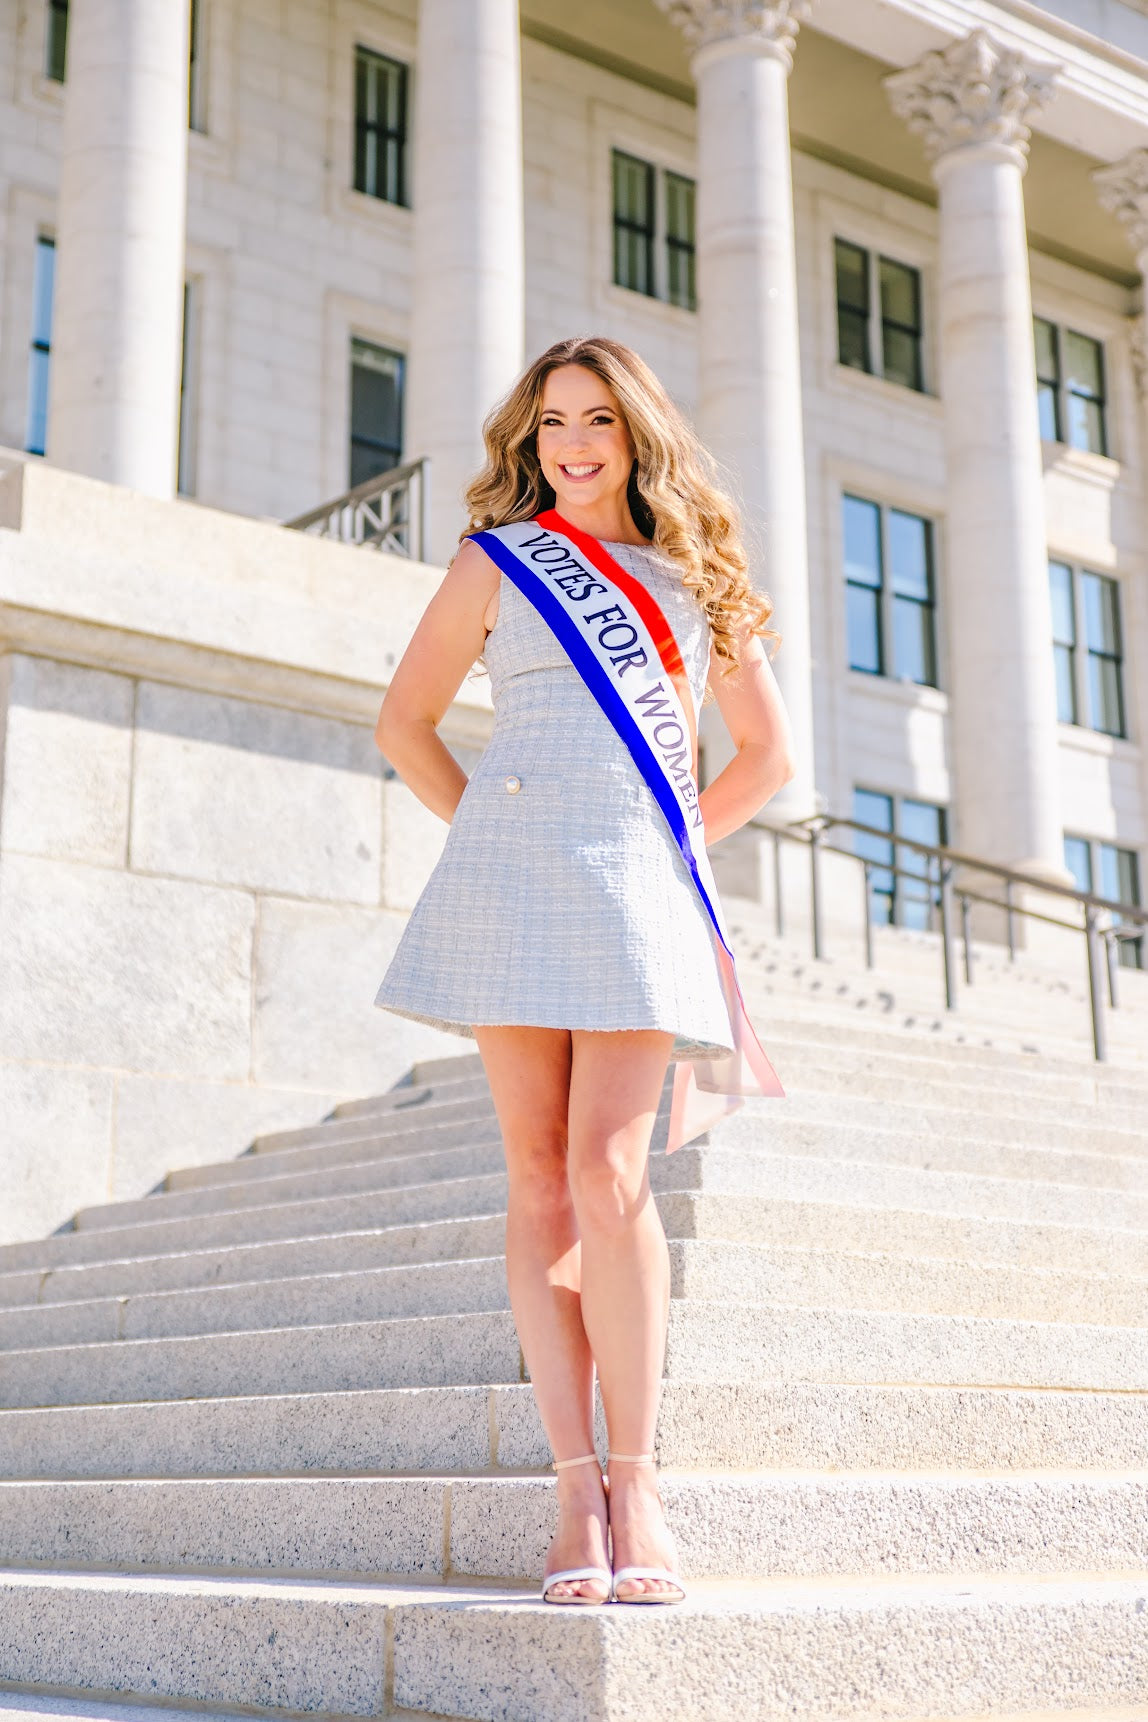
[654,0,812,69]
[884,28,1059,170]
[1094,149,1148,263]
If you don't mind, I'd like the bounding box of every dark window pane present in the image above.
[846,585,881,673]
[888,510,930,601]
[1063,834,1092,894]
[1053,643,1076,723]
[842,494,881,588]
[1066,392,1107,456]
[897,798,945,930]
[892,597,935,685]
[882,324,922,391]
[1037,382,1060,443]
[1081,572,1120,654]
[612,150,655,297]
[835,240,869,313]
[1099,842,1142,969]
[353,47,408,206]
[837,309,870,373]
[25,236,55,456]
[46,0,68,81]
[879,258,923,390]
[1087,654,1125,736]
[1033,316,1059,383]
[665,171,696,311]
[1063,329,1103,396]
[1048,561,1075,645]
[835,240,871,371]
[1062,329,1106,454]
[349,338,404,488]
[879,258,920,329]
[854,787,895,915]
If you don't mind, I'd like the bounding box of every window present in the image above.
[45,0,68,81]
[843,494,938,686]
[854,787,948,932]
[177,280,198,497]
[1048,560,1077,724]
[25,236,55,457]
[349,338,404,487]
[1064,834,1143,970]
[353,46,408,206]
[612,150,696,311]
[1048,560,1126,738]
[664,171,696,312]
[835,239,924,391]
[1034,316,1107,455]
[189,0,205,131]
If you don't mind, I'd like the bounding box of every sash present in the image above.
[468,508,785,1153]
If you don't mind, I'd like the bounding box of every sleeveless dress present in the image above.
[373,538,736,1061]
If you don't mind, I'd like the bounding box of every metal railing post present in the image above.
[810,825,824,961]
[862,861,873,969]
[773,830,784,939]
[1105,928,1119,1010]
[1005,879,1016,961]
[939,858,957,1011]
[1084,906,1107,1062]
[960,892,973,985]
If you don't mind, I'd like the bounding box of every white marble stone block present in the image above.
[381,778,450,912]
[253,896,463,1093]
[130,682,383,903]
[0,1062,114,1245]
[0,654,133,865]
[0,855,254,1077]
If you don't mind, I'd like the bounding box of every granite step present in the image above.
[2,1379,1145,1481]
[163,1106,1148,1203]
[0,1241,1142,1354]
[1,1186,1145,1305]
[62,1145,1148,1254]
[0,1471,1145,1581]
[0,1211,508,1311]
[0,1568,1145,1720]
[0,1297,1143,1410]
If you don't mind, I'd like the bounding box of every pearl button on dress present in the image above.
[504,775,521,793]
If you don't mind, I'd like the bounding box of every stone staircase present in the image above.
[0,902,1146,1721]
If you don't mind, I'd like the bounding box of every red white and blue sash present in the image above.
[468,508,785,1152]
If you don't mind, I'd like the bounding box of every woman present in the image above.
[374,335,795,1606]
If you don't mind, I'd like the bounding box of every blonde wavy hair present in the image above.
[462,335,780,674]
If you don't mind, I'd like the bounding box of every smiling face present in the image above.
[535,363,636,517]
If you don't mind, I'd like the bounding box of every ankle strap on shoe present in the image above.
[552,1452,602,1471]
[606,1452,655,1464]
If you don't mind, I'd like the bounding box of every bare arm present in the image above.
[374,539,500,823]
[697,625,797,848]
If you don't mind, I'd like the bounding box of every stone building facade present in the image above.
[0,0,1147,1235]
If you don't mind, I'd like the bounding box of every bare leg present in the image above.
[472,1024,608,1602]
[566,1028,681,1599]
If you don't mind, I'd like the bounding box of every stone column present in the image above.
[655,0,817,823]
[47,0,190,498]
[886,31,1075,902]
[405,0,525,565]
[1093,149,1148,896]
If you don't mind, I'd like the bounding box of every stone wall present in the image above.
[0,462,489,1243]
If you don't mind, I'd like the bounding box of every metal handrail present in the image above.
[760,811,1146,1062]
[283,457,429,561]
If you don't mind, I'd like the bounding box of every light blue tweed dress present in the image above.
[374,538,736,1060]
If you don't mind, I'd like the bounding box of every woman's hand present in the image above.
[375,538,500,822]
[697,623,797,847]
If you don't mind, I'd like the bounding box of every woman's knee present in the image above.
[567,1136,649,1236]
[504,1127,574,1227]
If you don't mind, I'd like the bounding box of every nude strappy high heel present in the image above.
[606,1452,687,1605]
[540,1453,611,1606]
